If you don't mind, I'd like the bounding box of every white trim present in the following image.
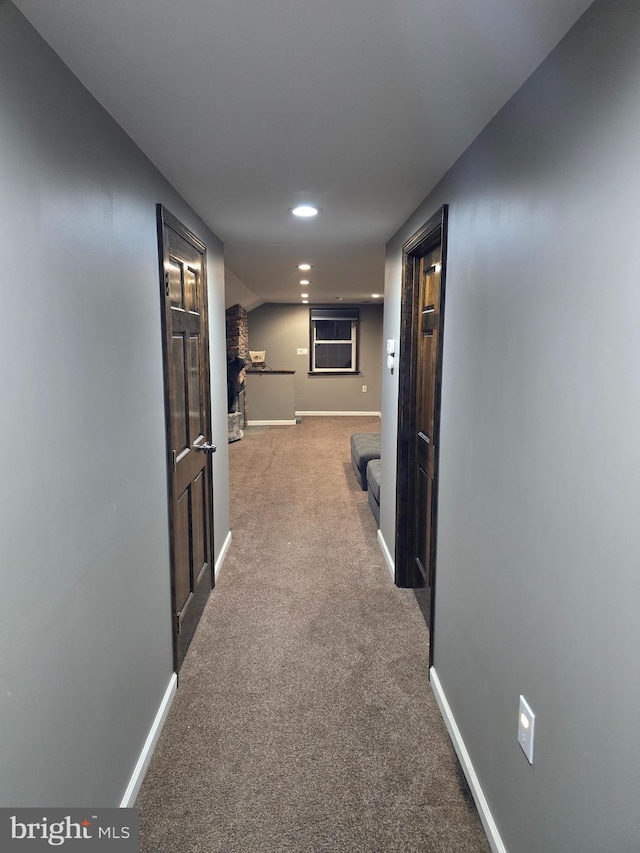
[295,411,381,418]
[119,531,232,807]
[215,530,232,581]
[120,672,178,808]
[430,667,508,853]
[377,529,395,579]
[311,317,357,372]
[246,419,297,426]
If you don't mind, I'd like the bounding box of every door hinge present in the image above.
[175,611,181,635]
[164,271,170,297]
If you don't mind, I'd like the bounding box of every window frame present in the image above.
[308,307,360,375]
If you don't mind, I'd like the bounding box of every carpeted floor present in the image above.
[136,417,490,853]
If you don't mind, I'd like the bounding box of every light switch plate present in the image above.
[518,695,535,764]
[297,348,308,355]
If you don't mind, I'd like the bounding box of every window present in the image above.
[309,307,359,373]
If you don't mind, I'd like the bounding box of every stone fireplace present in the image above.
[225,304,248,441]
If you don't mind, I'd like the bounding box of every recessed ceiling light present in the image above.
[302,299,309,304]
[371,293,382,298]
[299,279,310,285]
[297,264,312,271]
[290,205,320,217]
[300,293,309,298]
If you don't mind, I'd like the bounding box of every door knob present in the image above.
[193,442,217,453]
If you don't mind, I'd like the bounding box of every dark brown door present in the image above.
[395,206,448,665]
[157,206,215,671]
[412,247,443,625]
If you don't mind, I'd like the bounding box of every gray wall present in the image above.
[247,303,383,413]
[381,0,640,850]
[0,2,229,807]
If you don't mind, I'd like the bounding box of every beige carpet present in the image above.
[136,416,490,853]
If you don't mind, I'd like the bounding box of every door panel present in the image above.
[414,247,442,605]
[171,335,188,453]
[167,258,183,308]
[158,206,215,671]
[192,470,208,584]
[414,465,428,580]
[188,335,202,438]
[174,487,192,615]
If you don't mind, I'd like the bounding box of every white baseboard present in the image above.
[118,532,232,808]
[295,411,381,417]
[215,530,232,581]
[377,529,395,579]
[246,419,297,426]
[120,672,177,808]
[430,667,507,853]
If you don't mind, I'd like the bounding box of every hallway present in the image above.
[136,417,490,852]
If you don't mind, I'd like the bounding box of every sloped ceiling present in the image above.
[14,0,594,306]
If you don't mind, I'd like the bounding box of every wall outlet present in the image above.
[518,695,535,764]
[362,385,367,392]
[297,348,308,355]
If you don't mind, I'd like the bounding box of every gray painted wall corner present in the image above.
[383,0,640,850]
[0,3,229,806]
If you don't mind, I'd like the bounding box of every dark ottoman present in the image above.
[366,459,381,526]
[350,431,381,490]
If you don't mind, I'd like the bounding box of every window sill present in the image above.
[308,371,361,376]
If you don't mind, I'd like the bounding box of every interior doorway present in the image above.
[395,206,448,667]
[157,205,216,671]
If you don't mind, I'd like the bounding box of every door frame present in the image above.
[395,205,448,663]
[156,204,215,672]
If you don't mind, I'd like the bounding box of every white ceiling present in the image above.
[14,0,594,307]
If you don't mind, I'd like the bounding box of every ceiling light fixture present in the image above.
[300,293,309,298]
[290,205,320,218]
[297,264,312,271]
[299,279,310,285]
[371,293,382,298]
[302,299,309,304]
